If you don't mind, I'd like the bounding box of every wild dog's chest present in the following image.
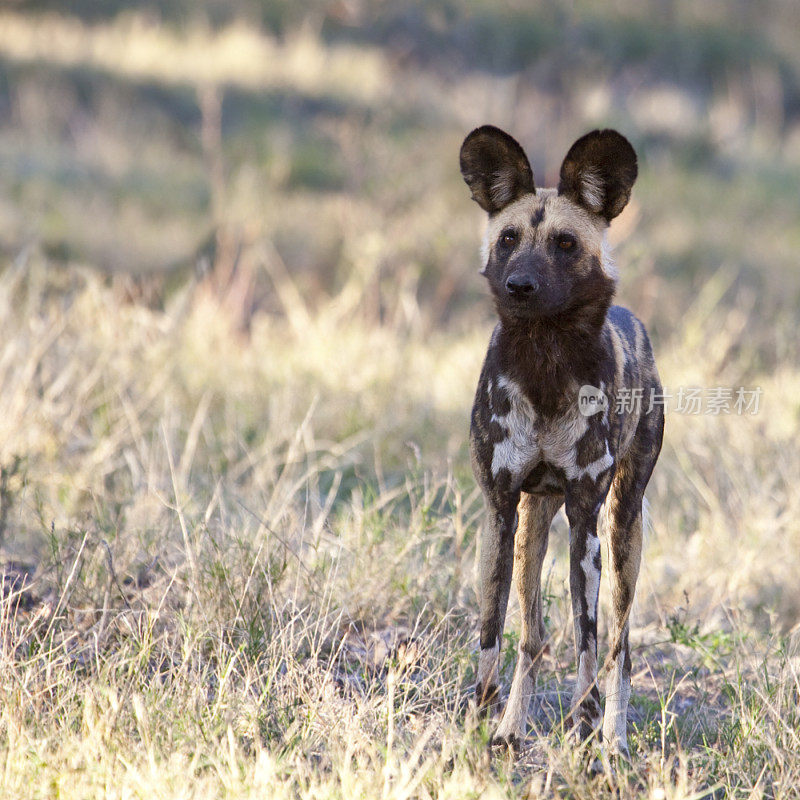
[482,375,613,490]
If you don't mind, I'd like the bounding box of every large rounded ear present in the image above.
[558,130,637,222]
[459,125,535,214]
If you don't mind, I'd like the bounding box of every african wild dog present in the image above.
[460,126,664,757]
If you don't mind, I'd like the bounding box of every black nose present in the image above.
[505,274,538,295]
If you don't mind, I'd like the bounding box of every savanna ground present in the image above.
[1,2,800,797]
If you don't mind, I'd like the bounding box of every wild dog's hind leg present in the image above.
[602,488,641,758]
[602,417,662,757]
[476,493,519,709]
[493,494,562,747]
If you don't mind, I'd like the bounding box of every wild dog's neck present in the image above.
[495,296,612,416]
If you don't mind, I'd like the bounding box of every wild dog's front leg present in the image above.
[565,481,610,742]
[493,494,561,747]
[476,494,518,709]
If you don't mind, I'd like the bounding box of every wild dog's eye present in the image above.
[500,228,517,247]
[499,229,517,248]
[499,228,517,250]
[556,234,576,251]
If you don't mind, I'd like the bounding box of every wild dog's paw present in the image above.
[602,739,631,761]
[601,738,631,773]
[587,757,605,777]
[488,729,520,754]
[490,715,526,754]
[564,724,607,777]
[587,745,632,780]
[567,710,599,744]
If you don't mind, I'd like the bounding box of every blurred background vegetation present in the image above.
[2,0,799,342]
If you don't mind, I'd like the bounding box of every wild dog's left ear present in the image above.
[558,130,637,222]
[459,125,535,214]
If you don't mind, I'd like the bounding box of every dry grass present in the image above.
[2,4,800,798]
[0,254,799,798]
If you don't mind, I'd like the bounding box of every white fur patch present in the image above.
[489,169,517,208]
[572,644,600,726]
[579,441,614,482]
[575,645,597,693]
[601,232,618,279]
[490,376,539,479]
[480,228,490,271]
[543,406,589,481]
[489,374,613,485]
[579,167,605,213]
[633,312,644,357]
[581,536,602,622]
[642,495,653,538]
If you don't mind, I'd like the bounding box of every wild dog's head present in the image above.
[460,126,637,323]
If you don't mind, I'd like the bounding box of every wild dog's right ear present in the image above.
[459,126,535,214]
[558,129,637,222]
